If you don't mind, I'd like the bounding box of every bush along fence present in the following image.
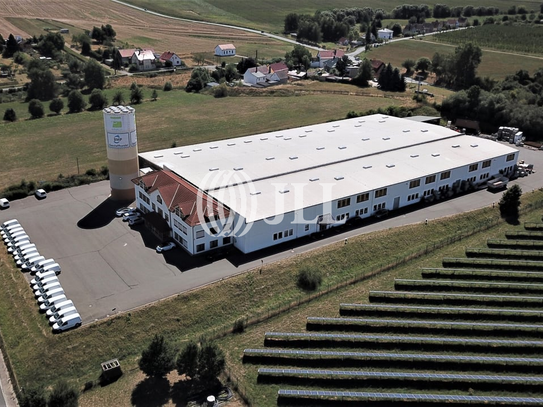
[1,167,109,201]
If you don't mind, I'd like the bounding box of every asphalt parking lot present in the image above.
[1,143,542,324]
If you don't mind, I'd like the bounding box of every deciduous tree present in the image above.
[67,90,87,113]
[83,59,105,90]
[28,99,45,118]
[499,184,522,220]
[49,98,64,115]
[89,89,108,110]
[139,334,177,378]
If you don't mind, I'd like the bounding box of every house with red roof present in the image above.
[132,169,232,254]
[314,49,345,68]
[159,51,182,67]
[117,48,136,66]
[215,44,236,57]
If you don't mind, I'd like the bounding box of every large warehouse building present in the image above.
[134,114,519,255]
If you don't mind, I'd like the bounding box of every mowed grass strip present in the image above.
[0,86,410,190]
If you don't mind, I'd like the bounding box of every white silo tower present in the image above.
[103,106,139,200]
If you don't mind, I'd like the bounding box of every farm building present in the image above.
[215,44,236,56]
[159,51,182,67]
[378,28,393,40]
[131,49,156,71]
[136,115,518,255]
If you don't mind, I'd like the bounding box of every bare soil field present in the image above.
[0,0,290,61]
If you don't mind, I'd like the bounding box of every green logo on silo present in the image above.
[112,121,122,128]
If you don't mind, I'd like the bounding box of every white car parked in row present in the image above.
[39,294,67,312]
[49,306,78,325]
[31,269,58,285]
[7,239,31,253]
[52,313,82,333]
[37,287,65,304]
[35,189,47,199]
[1,219,19,230]
[116,207,136,217]
[46,300,74,317]
[21,255,45,270]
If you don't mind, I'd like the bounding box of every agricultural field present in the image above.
[122,0,543,32]
[0,81,416,191]
[431,24,543,56]
[0,0,291,64]
[368,38,543,79]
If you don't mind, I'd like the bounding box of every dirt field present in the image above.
[0,0,289,62]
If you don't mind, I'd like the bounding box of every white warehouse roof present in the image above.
[140,115,517,222]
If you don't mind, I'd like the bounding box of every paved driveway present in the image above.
[1,143,541,324]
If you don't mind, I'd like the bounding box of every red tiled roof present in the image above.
[159,51,177,61]
[132,170,230,227]
[246,66,269,75]
[318,49,345,60]
[269,62,288,73]
[118,48,136,58]
[371,59,384,70]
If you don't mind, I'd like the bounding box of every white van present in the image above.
[41,263,61,275]
[0,198,9,209]
[52,313,81,333]
[21,255,45,270]
[4,230,27,244]
[1,219,18,230]
[14,246,39,261]
[16,250,40,266]
[12,243,36,257]
[30,269,57,285]
[39,294,67,312]
[31,259,56,274]
[34,281,62,298]
[49,306,78,325]
[46,300,74,317]
[1,226,23,238]
[7,239,30,253]
[37,287,65,303]
[32,276,59,291]
[6,234,30,248]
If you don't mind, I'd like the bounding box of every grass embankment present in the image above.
[0,83,414,190]
[0,189,540,406]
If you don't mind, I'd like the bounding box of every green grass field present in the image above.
[0,84,413,191]
[123,0,543,32]
[367,38,543,79]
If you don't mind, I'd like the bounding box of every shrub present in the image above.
[3,107,16,122]
[233,318,246,333]
[48,380,79,407]
[67,90,86,113]
[28,99,44,118]
[49,98,64,114]
[85,168,97,176]
[297,266,322,291]
[213,84,228,98]
[88,88,108,110]
[139,334,177,378]
[163,81,173,91]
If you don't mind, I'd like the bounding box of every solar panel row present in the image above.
[421,268,543,276]
[260,368,543,382]
[370,291,543,300]
[339,303,543,315]
[264,332,543,346]
[244,349,543,363]
[307,316,543,329]
[395,279,543,288]
[277,389,543,403]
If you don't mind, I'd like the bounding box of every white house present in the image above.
[159,51,182,67]
[243,66,268,86]
[215,44,236,57]
[137,115,519,255]
[131,49,156,71]
[378,28,394,40]
[312,49,345,68]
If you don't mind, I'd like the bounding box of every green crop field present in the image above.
[431,24,543,55]
[123,0,543,32]
[367,38,543,79]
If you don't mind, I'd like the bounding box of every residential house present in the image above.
[377,28,393,40]
[243,66,268,86]
[313,49,345,68]
[132,169,232,255]
[337,37,349,46]
[457,17,468,27]
[215,44,236,57]
[371,59,385,78]
[159,51,183,67]
[131,49,156,71]
[447,19,460,29]
[117,48,136,66]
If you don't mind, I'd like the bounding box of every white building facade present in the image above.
[378,28,394,40]
[137,115,519,255]
[215,44,236,56]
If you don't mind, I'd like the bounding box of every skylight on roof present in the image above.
[333,124,340,128]
[421,129,428,132]
[250,191,261,196]
[452,144,460,148]
[471,144,479,148]
[289,156,298,160]
[275,135,283,138]
[410,154,419,158]
[209,167,219,171]
[234,167,243,171]
[382,137,390,140]
[358,120,365,123]
[173,151,183,155]
[355,124,361,127]
[284,137,292,140]
[338,146,347,150]
[181,155,190,158]
[227,142,236,146]
[362,138,370,141]
[153,155,163,158]
[260,137,268,141]
[403,129,410,133]
[266,157,275,160]
[379,120,386,123]
[316,146,325,150]
[244,140,252,143]
[363,165,372,169]
[334,176,344,181]
[210,145,218,149]
[309,177,320,182]
[432,153,440,157]
[193,148,202,152]
[279,189,290,194]
[305,129,313,133]
[386,164,395,168]
[299,134,307,138]
[327,129,335,132]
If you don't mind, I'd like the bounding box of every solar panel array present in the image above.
[395,279,543,289]
[307,316,543,330]
[370,290,543,301]
[421,268,543,276]
[277,389,543,404]
[339,303,543,316]
[244,349,543,364]
[260,368,543,383]
[264,332,543,346]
